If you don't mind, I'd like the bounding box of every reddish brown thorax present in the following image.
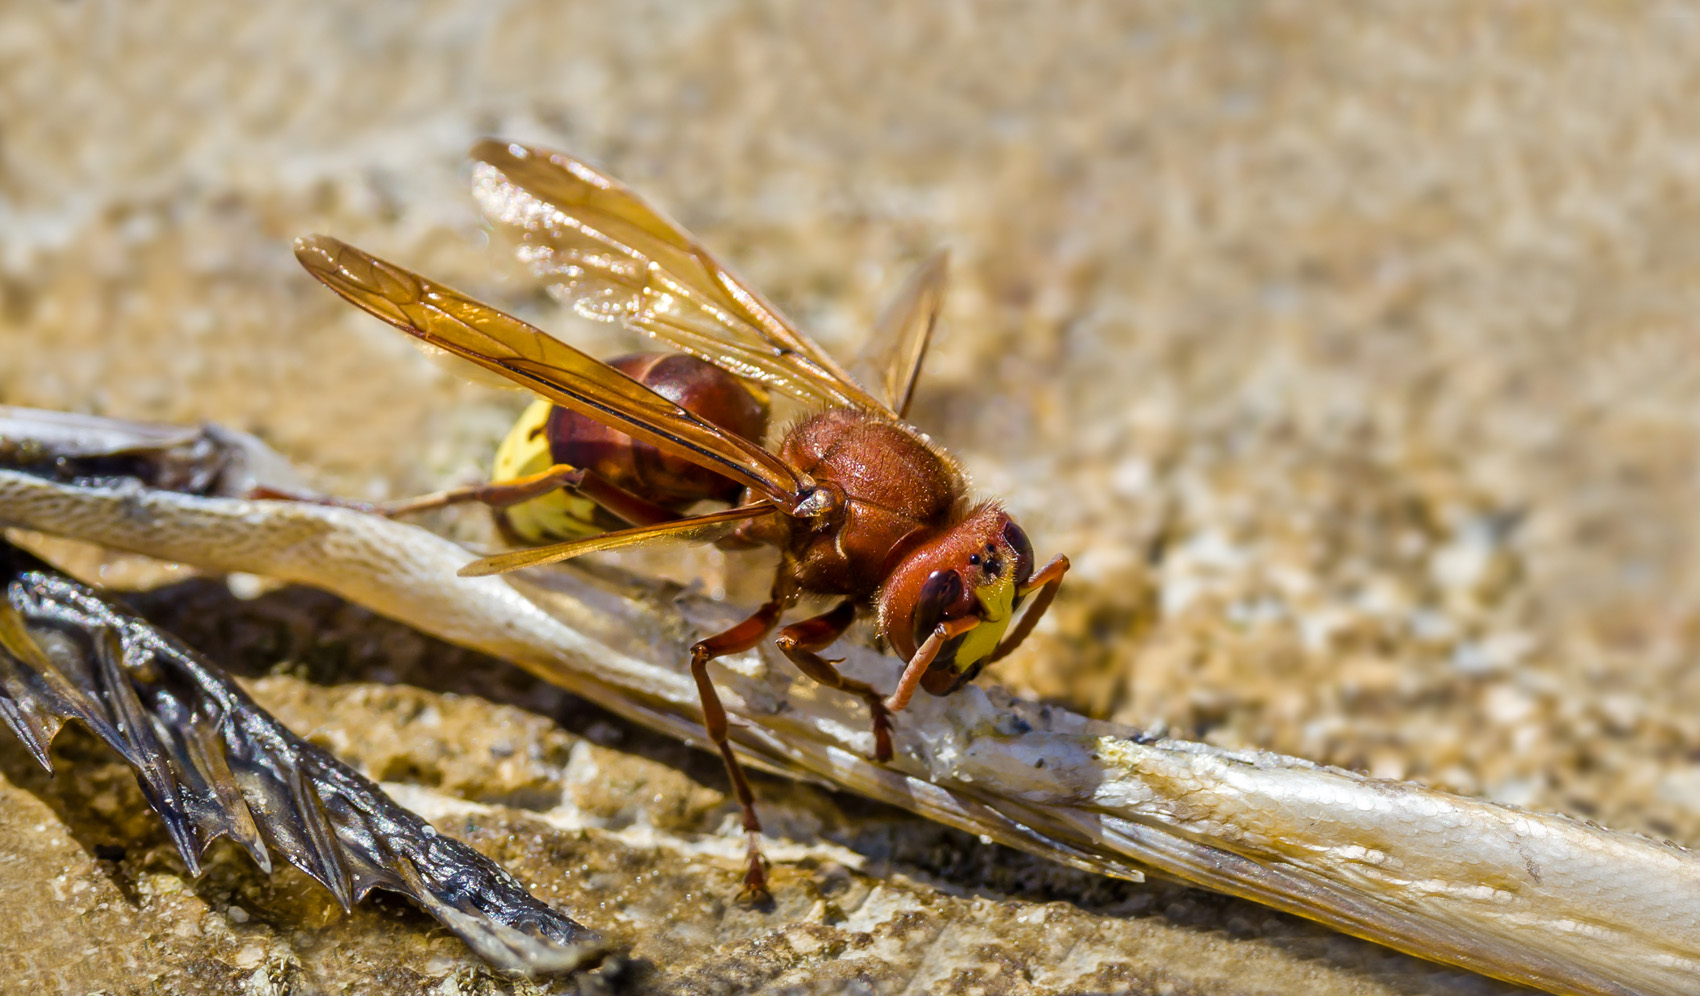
[726,407,1038,697]
[733,407,964,595]
[547,353,769,506]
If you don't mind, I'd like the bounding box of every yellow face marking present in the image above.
[953,568,1017,670]
[491,399,601,543]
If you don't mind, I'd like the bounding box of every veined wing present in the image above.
[469,140,889,413]
[850,250,949,419]
[295,235,808,506]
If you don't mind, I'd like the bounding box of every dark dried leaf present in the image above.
[0,404,305,496]
[0,541,603,976]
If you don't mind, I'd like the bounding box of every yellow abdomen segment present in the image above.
[491,399,602,543]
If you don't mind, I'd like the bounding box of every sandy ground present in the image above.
[5,2,1700,994]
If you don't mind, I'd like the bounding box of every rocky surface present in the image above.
[6,2,1700,993]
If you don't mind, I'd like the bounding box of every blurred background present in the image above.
[5,2,1700,993]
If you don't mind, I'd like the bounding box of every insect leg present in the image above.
[773,600,895,763]
[245,484,383,513]
[985,554,1070,664]
[246,464,590,518]
[377,464,588,516]
[569,471,693,527]
[775,598,897,761]
[254,464,687,529]
[689,595,787,901]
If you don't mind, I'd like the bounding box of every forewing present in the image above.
[851,250,949,418]
[295,235,806,504]
[470,140,888,412]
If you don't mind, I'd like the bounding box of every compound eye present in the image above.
[1001,520,1035,583]
[912,569,966,648]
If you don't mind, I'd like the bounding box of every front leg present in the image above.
[772,600,894,762]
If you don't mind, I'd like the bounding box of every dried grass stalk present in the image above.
[2,408,1697,996]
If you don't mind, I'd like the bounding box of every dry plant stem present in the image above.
[1,460,1698,996]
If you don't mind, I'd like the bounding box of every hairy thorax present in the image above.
[742,408,965,597]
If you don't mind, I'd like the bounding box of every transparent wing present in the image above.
[295,235,808,506]
[460,501,778,577]
[850,250,949,418]
[470,140,888,413]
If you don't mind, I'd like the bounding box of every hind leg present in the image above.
[249,462,694,528]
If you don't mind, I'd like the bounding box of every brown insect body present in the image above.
[741,407,964,593]
[547,352,769,507]
[733,408,1038,696]
[539,379,1036,696]
[538,372,1032,696]
[293,139,1070,902]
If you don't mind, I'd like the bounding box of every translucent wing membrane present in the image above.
[296,235,808,506]
[851,250,949,418]
[0,542,604,976]
[470,140,889,413]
